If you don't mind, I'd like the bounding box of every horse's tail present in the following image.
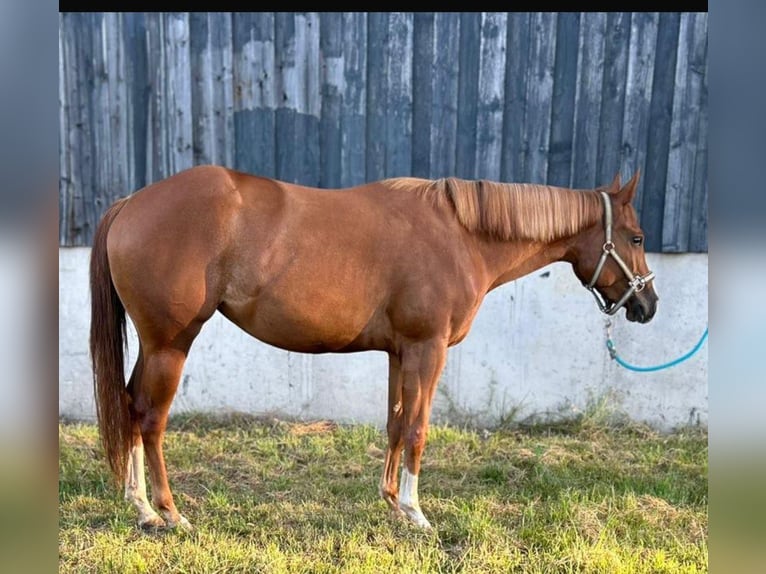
[89,198,131,485]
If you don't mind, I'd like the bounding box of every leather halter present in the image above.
[585,192,655,315]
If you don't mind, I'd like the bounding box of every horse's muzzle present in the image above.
[625,294,657,324]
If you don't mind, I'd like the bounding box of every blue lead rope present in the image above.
[606,326,708,372]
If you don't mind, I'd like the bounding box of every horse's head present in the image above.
[570,171,658,323]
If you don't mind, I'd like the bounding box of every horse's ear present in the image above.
[617,170,641,205]
[608,172,622,194]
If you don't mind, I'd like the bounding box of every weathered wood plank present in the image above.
[91,12,111,216]
[233,12,275,177]
[296,12,321,186]
[104,13,132,203]
[475,12,507,182]
[596,12,630,186]
[411,12,434,178]
[145,13,168,182]
[212,13,235,168]
[123,12,148,191]
[190,13,210,164]
[524,12,556,184]
[385,13,413,178]
[275,13,297,182]
[620,12,658,220]
[190,13,234,167]
[663,12,706,252]
[501,13,530,183]
[455,12,481,180]
[572,12,606,189]
[365,12,387,182]
[642,12,680,252]
[164,13,193,174]
[58,14,72,244]
[63,12,97,245]
[320,12,343,188]
[340,12,366,187]
[688,14,708,253]
[430,12,460,179]
[547,12,579,187]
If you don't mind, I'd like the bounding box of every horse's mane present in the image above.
[383,177,604,242]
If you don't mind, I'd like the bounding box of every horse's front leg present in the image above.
[379,353,405,517]
[380,339,447,529]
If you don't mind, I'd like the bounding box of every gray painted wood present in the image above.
[165,13,193,174]
[475,12,507,182]
[298,13,321,187]
[123,12,148,191]
[501,13,530,183]
[455,13,481,180]
[340,13,366,188]
[524,12,556,184]
[596,12,630,187]
[663,12,707,253]
[365,13,387,182]
[320,12,343,188]
[233,12,275,177]
[411,13,434,178]
[62,13,97,245]
[58,20,68,244]
[620,12,658,222]
[190,13,234,168]
[642,12,680,253]
[547,12,579,187]
[572,13,606,189]
[430,12,460,179]
[688,14,708,253]
[384,13,413,178]
[59,11,707,252]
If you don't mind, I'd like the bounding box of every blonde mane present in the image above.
[384,177,604,242]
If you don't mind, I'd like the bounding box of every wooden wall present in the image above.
[59,12,707,251]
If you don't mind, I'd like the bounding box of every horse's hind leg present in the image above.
[124,348,165,528]
[132,345,194,530]
[125,432,164,528]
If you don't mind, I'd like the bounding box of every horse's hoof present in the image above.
[138,514,166,530]
[166,513,193,531]
[400,504,433,530]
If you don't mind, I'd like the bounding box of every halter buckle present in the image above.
[631,276,646,292]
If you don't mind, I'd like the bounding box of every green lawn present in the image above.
[59,413,707,573]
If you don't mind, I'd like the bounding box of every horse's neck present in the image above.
[478,237,571,292]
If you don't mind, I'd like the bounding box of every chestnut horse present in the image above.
[90,165,657,530]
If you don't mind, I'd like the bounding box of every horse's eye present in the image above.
[632,236,644,246]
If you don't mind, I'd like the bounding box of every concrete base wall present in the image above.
[59,248,708,430]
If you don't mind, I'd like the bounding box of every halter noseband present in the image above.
[585,192,655,315]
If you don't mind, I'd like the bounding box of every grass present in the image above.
[59,412,707,573]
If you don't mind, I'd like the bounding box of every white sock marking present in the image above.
[398,468,432,529]
[124,442,162,525]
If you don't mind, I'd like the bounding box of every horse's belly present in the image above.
[218,290,381,354]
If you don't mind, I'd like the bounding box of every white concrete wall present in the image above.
[59,248,708,430]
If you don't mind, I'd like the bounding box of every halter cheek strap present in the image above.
[585,192,655,316]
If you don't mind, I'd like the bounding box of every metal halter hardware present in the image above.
[585,192,655,316]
